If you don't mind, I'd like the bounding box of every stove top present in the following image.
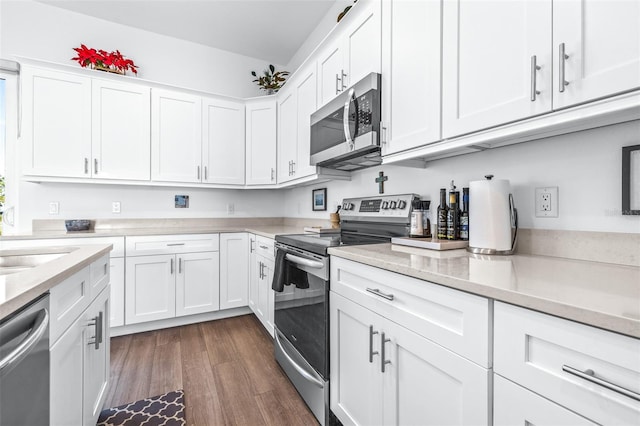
[275,232,390,256]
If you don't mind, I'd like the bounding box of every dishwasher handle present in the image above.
[0,309,49,376]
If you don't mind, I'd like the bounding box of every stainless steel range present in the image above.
[272,193,419,425]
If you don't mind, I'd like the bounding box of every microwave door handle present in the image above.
[343,88,355,149]
[285,253,324,269]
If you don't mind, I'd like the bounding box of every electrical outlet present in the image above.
[227,203,235,214]
[535,187,559,217]
[112,202,121,214]
[48,202,59,215]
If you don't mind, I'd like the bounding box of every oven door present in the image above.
[273,244,329,379]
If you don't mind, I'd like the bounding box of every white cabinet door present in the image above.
[22,67,91,178]
[381,0,441,155]
[381,316,490,426]
[264,257,275,337]
[553,0,640,109]
[109,257,125,328]
[494,374,597,426]
[341,0,382,88]
[330,292,383,426]
[245,98,277,185]
[175,251,220,316]
[151,89,202,183]
[202,97,245,184]
[219,233,249,309]
[91,79,150,180]
[255,255,275,335]
[442,0,552,138]
[294,64,318,179]
[50,314,84,426]
[277,87,298,183]
[125,254,176,324]
[83,287,110,426]
[248,235,258,313]
[317,39,344,106]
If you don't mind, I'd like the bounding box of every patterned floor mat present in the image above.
[97,389,185,426]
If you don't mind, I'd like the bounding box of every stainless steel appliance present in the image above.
[0,294,50,425]
[310,73,381,171]
[273,193,418,425]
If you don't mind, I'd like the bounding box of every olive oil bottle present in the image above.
[437,188,448,239]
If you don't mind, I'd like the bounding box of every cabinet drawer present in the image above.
[330,257,490,367]
[89,254,110,298]
[126,233,219,256]
[255,235,275,260]
[494,374,596,426]
[49,266,91,346]
[0,236,125,258]
[494,302,640,425]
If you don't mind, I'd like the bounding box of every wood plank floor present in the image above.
[104,314,318,426]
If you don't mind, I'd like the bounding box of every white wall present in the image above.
[284,121,640,234]
[0,0,282,98]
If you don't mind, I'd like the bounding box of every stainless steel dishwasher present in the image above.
[0,294,50,425]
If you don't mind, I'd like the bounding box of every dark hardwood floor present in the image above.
[104,314,318,425]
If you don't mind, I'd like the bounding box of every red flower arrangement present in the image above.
[71,44,138,75]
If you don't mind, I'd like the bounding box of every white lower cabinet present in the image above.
[331,292,489,426]
[329,257,491,426]
[248,234,276,336]
[176,251,220,316]
[219,233,249,310]
[50,260,110,426]
[109,257,125,327]
[494,374,596,426]
[126,254,176,324]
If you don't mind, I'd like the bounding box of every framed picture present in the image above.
[622,144,640,215]
[312,188,327,211]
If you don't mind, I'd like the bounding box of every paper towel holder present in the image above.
[467,193,518,255]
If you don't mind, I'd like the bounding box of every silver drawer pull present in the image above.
[562,365,640,401]
[259,244,269,250]
[381,332,391,373]
[369,325,379,363]
[166,243,185,246]
[559,42,570,93]
[366,288,394,301]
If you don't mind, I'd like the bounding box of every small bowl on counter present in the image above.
[65,220,92,232]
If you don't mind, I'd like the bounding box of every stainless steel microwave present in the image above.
[310,73,381,171]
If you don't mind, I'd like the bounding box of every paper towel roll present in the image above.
[469,177,513,252]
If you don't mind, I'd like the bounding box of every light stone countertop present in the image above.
[328,243,640,338]
[0,244,113,321]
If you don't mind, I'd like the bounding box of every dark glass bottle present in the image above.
[437,189,448,239]
[460,187,469,241]
[447,191,460,240]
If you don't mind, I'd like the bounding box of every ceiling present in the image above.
[35,0,338,65]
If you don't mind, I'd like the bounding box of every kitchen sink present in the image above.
[0,252,68,275]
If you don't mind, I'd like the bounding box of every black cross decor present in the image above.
[375,171,388,194]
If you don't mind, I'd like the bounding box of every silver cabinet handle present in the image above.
[250,239,255,253]
[0,309,49,374]
[178,257,182,274]
[197,165,201,180]
[97,311,103,346]
[335,73,341,95]
[530,55,541,101]
[343,88,356,150]
[84,158,89,174]
[369,325,379,363]
[259,244,268,250]
[271,168,275,181]
[285,253,323,269]
[562,365,640,401]
[170,258,174,274]
[204,166,208,181]
[366,288,394,301]
[291,161,295,175]
[380,121,387,145]
[87,312,101,350]
[94,158,98,175]
[341,69,348,90]
[381,332,391,373]
[166,243,185,246]
[559,43,570,93]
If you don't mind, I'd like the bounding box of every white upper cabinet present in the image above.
[202,97,245,185]
[442,0,553,138]
[381,0,442,156]
[317,0,382,107]
[277,87,298,183]
[552,0,640,108]
[22,67,91,178]
[245,97,277,185]
[92,79,150,180]
[151,89,202,183]
[295,64,319,179]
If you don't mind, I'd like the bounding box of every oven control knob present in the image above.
[344,202,354,210]
[397,200,407,209]
[389,201,397,209]
[381,201,389,209]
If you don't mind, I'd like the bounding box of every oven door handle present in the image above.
[274,331,324,388]
[285,253,324,269]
